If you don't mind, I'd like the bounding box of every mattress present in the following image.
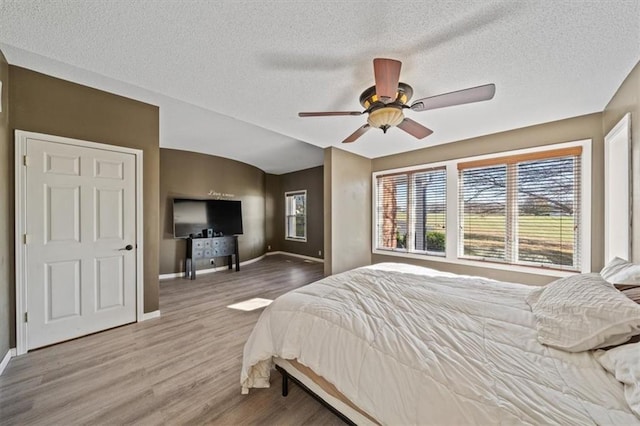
[241,263,640,424]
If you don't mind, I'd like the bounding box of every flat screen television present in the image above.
[173,198,243,238]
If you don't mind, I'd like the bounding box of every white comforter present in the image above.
[241,263,639,425]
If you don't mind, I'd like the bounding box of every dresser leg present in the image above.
[235,239,240,271]
[185,258,191,279]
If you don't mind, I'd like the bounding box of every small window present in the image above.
[285,190,307,241]
[375,167,446,254]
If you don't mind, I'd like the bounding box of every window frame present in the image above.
[374,166,448,257]
[371,140,592,277]
[285,190,307,242]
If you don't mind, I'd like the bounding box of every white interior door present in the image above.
[23,135,137,350]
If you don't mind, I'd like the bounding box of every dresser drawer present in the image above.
[186,236,239,277]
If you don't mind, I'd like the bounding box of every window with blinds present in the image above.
[375,167,446,254]
[285,190,307,241]
[458,147,581,270]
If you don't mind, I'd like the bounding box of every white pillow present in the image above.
[601,257,640,285]
[526,273,640,352]
[595,342,640,418]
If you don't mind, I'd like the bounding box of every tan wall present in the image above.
[265,173,279,252]
[159,148,265,274]
[603,61,640,263]
[325,147,372,275]
[8,67,160,337]
[0,50,11,357]
[372,113,604,286]
[323,149,333,275]
[265,166,323,259]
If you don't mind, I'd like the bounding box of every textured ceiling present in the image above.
[1,0,639,174]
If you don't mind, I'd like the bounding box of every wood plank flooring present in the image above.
[0,254,343,425]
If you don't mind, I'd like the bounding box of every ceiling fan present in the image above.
[298,58,496,143]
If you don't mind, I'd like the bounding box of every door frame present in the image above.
[604,113,632,263]
[14,130,144,355]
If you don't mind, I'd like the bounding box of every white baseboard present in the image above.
[237,254,266,267]
[140,310,161,321]
[159,252,323,280]
[0,348,16,376]
[265,251,324,263]
[159,254,266,280]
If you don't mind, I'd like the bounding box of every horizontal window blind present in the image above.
[458,151,581,270]
[376,167,446,253]
[517,156,579,268]
[458,146,582,170]
[376,174,408,249]
[412,169,446,253]
[459,164,507,260]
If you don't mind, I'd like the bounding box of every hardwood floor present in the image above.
[0,254,344,425]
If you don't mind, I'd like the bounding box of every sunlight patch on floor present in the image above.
[227,298,273,311]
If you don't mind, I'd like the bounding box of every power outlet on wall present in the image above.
[267,245,271,250]
[318,250,322,256]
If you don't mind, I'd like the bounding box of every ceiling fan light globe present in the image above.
[367,107,404,130]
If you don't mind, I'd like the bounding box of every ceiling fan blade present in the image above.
[342,124,371,143]
[373,58,402,103]
[397,118,433,139]
[299,111,362,117]
[410,83,496,112]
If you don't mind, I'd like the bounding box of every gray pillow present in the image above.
[622,287,640,304]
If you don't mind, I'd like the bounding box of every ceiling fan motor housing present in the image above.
[359,82,413,109]
[361,82,413,131]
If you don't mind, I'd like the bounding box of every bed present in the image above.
[241,262,640,424]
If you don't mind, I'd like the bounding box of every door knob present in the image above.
[120,244,134,251]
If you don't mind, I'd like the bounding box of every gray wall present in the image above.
[603,61,640,263]
[324,147,371,275]
[0,50,11,358]
[265,166,323,259]
[371,113,604,286]
[159,148,266,275]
